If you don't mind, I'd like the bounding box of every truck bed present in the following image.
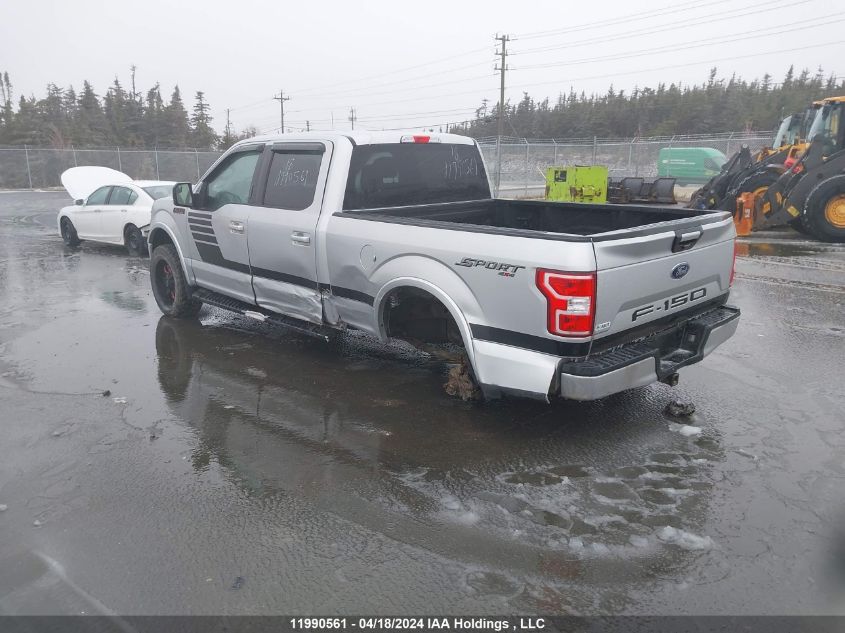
[337,198,726,240]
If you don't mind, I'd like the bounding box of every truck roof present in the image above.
[232,130,477,149]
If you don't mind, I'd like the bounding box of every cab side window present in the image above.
[109,187,134,206]
[87,186,111,205]
[202,150,261,211]
[263,151,323,210]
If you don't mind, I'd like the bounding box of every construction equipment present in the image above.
[545,165,607,203]
[687,105,821,218]
[762,96,845,242]
[607,176,677,204]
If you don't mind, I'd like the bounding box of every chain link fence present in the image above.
[1,132,772,195]
[477,131,774,197]
[0,146,224,189]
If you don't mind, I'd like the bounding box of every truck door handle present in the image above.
[229,220,245,234]
[291,231,311,246]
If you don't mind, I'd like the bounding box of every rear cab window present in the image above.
[263,148,323,210]
[343,143,490,210]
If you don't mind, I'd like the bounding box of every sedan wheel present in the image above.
[60,217,81,247]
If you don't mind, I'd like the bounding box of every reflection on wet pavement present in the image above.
[0,192,844,615]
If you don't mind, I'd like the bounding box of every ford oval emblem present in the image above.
[672,262,690,279]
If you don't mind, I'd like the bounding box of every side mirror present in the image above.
[74,199,84,206]
[173,182,194,207]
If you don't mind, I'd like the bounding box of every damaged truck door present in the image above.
[247,142,332,325]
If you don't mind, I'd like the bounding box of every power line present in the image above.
[514,0,723,40]
[289,59,494,100]
[514,14,845,72]
[513,0,806,57]
[505,40,843,95]
[311,39,841,113]
[292,45,491,96]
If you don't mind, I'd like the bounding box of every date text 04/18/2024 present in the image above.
[289,617,546,631]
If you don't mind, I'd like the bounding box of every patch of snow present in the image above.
[656,526,714,550]
[668,422,702,437]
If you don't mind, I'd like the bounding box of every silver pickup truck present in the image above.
[147,131,739,402]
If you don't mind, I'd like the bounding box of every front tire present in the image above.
[151,244,202,318]
[124,224,147,256]
[723,170,780,216]
[60,217,81,247]
[804,176,845,243]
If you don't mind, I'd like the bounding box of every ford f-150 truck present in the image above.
[147,131,739,402]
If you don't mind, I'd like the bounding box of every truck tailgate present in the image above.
[592,214,735,341]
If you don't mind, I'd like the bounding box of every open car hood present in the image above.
[61,166,133,201]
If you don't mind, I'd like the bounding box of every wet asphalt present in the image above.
[0,191,844,616]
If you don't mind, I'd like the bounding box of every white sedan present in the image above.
[58,166,175,254]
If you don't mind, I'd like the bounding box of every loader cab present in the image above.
[806,100,845,156]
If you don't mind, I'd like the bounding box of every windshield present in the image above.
[143,185,173,200]
[807,104,842,154]
[772,115,793,148]
[343,143,491,210]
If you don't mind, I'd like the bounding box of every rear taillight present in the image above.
[536,269,596,337]
[730,240,738,286]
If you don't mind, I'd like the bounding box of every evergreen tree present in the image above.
[74,81,109,146]
[189,91,218,149]
[162,85,190,148]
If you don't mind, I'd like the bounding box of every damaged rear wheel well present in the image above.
[382,286,465,349]
[382,286,480,401]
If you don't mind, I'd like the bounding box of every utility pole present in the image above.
[273,89,290,133]
[225,108,231,143]
[306,120,310,132]
[349,107,357,130]
[494,34,510,194]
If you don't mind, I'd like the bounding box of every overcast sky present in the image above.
[2,0,843,136]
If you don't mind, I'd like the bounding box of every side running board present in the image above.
[191,288,334,342]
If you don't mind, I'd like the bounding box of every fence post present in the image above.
[195,148,200,181]
[726,131,734,157]
[627,138,634,176]
[116,146,122,172]
[24,145,33,189]
[667,135,676,177]
[72,145,78,167]
[495,136,502,196]
[524,141,530,197]
[592,136,597,164]
[553,139,558,168]
[154,147,160,180]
